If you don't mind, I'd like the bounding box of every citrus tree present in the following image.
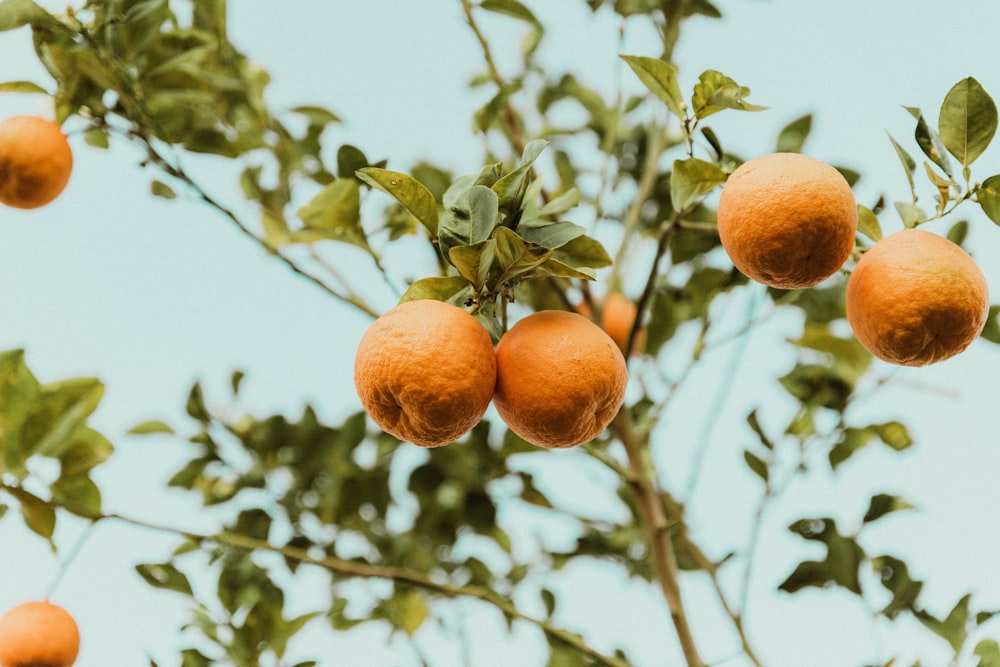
[1,1,1000,666]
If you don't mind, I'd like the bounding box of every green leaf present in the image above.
[887,132,917,197]
[977,174,1000,226]
[289,105,341,126]
[746,409,774,449]
[776,114,813,153]
[391,591,428,636]
[186,383,210,422]
[914,593,971,655]
[743,450,768,482]
[905,106,953,177]
[537,188,580,217]
[976,640,1000,667]
[894,201,923,228]
[0,80,46,93]
[863,493,914,523]
[620,55,684,118]
[296,178,367,249]
[6,486,55,540]
[439,185,500,266]
[670,158,726,212]
[947,219,969,247]
[128,420,175,435]
[550,235,611,270]
[490,226,553,287]
[51,474,102,517]
[857,204,882,242]
[480,0,543,57]
[58,428,113,477]
[779,518,864,594]
[399,276,470,303]
[0,0,59,32]
[135,562,194,596]
[83,127,109,149]
[691,70,767,119]
[336,145,369,180]
[980,305,1000,343]
[939,77,998,167]
[516,220,585,249]
[357,168,439,235]
[872,555,923,619]
[924,161,952,216]
[491,139,549,215]
[21,378,105,460]
[150,180,177,200]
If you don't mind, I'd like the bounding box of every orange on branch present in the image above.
[354,299,497,447]
[846,228,989,366]
[0,116,73,209]
[717,152,857,289]
[0,601,80,667]
[494,310,628,449]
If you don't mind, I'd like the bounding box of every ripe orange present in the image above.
[846,228,989,366]
[717,152,858,289]
[0,116,73,209]
[493,310,628,448]
[576,292,645,355]
[354,299,497,447]
[0,601,80,667]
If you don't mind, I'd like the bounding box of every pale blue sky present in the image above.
[2,2,1000,665]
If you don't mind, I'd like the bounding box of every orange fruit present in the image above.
[0,601,80,667]
[494,310,628,448]
[354,299,497,447]
[576,292,645,355]
[0,116,73,209]
[717,152,858,289]
[846,228,989,366]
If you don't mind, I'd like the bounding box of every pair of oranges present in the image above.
[718,152,989,367]
[0,116,73,210]
[354,300,629,449]
[0,601,79,667]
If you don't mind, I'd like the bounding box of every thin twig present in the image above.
[613,412,705,667]
[21,491,628,667]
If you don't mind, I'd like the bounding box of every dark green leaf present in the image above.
[337,145,369,180]
[691,69,767,119]
[887,132,917,196]
[779,518,864,594]
[872,555,923,619]
[290,105,341,126]
[914,593,971,655]
[776,114,812,153]
[357,168,439,235]
[746,409,774,449]
[863,493,914,523]
[491,139,549,215]
[21,378,104,460]
[540,587,556,618]
[7,486,55,540]
[185,383,210,422]
[939,77,998,167]
[743,449,768,482]
[51,474,102,516]
[549,235,611,270]
[905,106,953,177]
[136,562,194,596]
[620,55,683,118]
